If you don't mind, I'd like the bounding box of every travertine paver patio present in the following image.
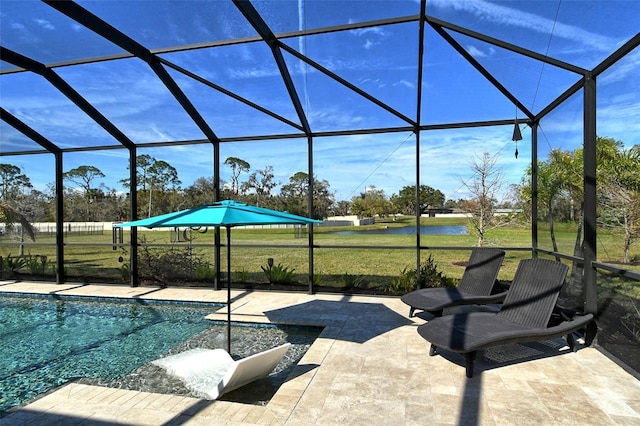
[1,280,639,425]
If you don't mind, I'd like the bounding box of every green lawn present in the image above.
[1,216,638,292]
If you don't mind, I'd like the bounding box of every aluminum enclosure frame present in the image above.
[1,1,639,309]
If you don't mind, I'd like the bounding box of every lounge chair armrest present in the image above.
[540,313,595,337]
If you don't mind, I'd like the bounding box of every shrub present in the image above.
[194,260,216,281]
[420,254,454,288]
[118,262,130,282]
[385,254,453,295]
[341,272,364,289]
[387,266,416,295]
[261,261,296,284]
[117,249,130,282]
[313,271,322,286]
[3,254,25,273]
[23,255,44,275]
[134,237,216,285]
[234,268,249,283]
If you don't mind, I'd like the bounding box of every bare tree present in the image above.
[463,152,505,247]
[242,166,277,207]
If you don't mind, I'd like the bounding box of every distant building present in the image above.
[421,207,454,217]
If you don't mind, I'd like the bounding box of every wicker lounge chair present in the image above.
[401,248,506,318]
[417,258,595,378]
[152,343,291,399]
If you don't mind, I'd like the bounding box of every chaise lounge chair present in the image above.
[401,248,506,318]
[417,258,595,378]
[152,343,291,400]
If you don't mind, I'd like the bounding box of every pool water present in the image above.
[0,295,218,413]
[83,322,321,405]
[1,294,321,413]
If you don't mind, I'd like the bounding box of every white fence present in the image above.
[319,216,375,227]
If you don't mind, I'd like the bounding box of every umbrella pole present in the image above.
[226,225,231,354]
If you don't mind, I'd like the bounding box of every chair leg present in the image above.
[566,332,576,352]
[464,352,477,378]
[409,307,416,318]
[429,344,438,356]
[585,321,597,346]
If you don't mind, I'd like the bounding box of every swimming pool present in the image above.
[0,294,320,413]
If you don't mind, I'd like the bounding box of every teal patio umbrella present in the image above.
[114,200,321,352]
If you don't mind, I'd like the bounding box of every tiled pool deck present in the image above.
[1,280,639,425]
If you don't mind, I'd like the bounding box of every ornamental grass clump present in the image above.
[386,254,453,295]
[194,260,216,281]
[2,254,25,273]
[261,258,296,284]
[341,272,364,289]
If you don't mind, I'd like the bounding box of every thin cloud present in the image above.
[349,24,387,38]
[348,20,388,51]
[228,65,281,79]
[364,40,378,50]
[597,99,640,146]
[599,49,640,85]
[33,18,54,30]
[431,0,617,51]
[394,80,415,89]
[466,45,495,59]
[10,21,26,31]
[126,125,172,143]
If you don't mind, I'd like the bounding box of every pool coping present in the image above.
[0,290,224,308]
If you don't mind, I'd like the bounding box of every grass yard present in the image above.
[1,216,638,292]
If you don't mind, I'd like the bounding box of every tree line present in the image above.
[0,155,449,223]
[1,136,638,263]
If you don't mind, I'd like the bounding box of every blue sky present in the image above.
[1,0,638,204]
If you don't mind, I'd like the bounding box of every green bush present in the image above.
[23,255,44,275]
[117,249,130,282]
[134,237,216,285]
[341,272,364,289]
[3,254,25,273]
[387,266,416,295]
[118,262,130,282]
[234,268,249,283]
[420,254,454,288]
[261,261,296,284]
[313,271,323,286]
[194,260,216,281]
[385,254,453,295]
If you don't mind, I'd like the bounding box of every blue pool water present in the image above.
[0,295,219,413]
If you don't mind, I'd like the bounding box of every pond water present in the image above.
[330,225,468,235]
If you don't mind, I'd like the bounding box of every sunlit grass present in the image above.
[1,216,637,290]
